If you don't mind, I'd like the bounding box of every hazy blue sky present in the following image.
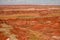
[0,0,60,5]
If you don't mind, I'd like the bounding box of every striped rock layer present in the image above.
[0,5,60,40]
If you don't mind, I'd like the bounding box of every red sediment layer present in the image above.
[0,5,60,40]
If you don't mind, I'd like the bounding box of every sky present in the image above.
[0,0,60,5]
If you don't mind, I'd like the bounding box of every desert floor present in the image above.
[0,5,60,40]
